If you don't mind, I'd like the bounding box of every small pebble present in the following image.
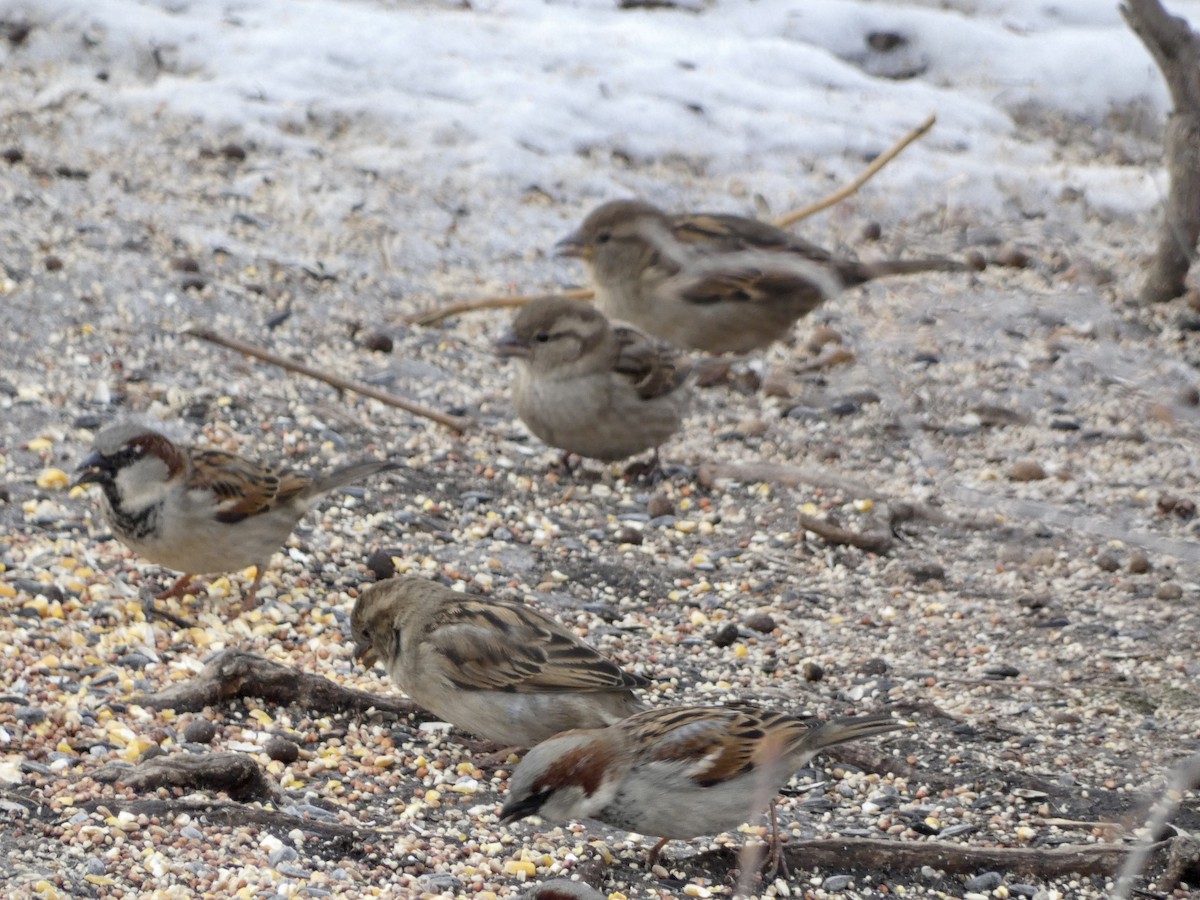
[907,561,945,582]
[1156,581,1183,601]
[822,874,853,891]
[183,718,218,745]
[268,845,299,867]
[613,526,642,545]
[44,255,63,271]
[711,623,739,647]
[360,331,394,353]
[860,657,889,675]
[1009,459,1046,481]
[14,706,46,725]
[169,256,200,273]
[802,661,824,682]
[964,249,988,271]
[646,493,674,518]
[860,221,882,241]
[983,664,1020,679]
[265,737,300,764]
[365,549,396,580]
[1094,552,1119,572]
[995,245,1031,268]
[1128,550,1150,574]
[964,872,1003,891]
[743,612,776,633]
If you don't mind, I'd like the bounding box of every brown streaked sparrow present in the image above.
[557,198,966,354]
[75,422,399,611]
[501,703,906,872]
[495,296,690,468]
[350,576,649,747]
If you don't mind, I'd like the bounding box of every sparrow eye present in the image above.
[534,332,551,343]
[595,230,612,244]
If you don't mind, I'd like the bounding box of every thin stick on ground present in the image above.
[773,113,938,229]
[183,325,472,433]
[405,115,936,326]
[405,287,595,327]
[797,511,895,554]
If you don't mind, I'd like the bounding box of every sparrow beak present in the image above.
[554,231,594,261]
[73,451,112,487]
[353,638,379,669]
[498,792,546,824]
[494,333,531,359]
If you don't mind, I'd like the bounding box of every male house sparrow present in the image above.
[501,703,905,871]
[351,576,648,747]
[495,296,690,467]
[558,198,966,355]
[75,422,398,610]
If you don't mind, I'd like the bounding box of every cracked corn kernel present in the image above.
[502,859,536,877]
[36,467,70,489]
[27,438,54,452]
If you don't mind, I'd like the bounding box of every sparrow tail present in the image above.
[800,712,908,755]
[308,460,402,496]
[841,257,967,287]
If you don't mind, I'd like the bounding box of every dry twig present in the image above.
[183,325,471,433]
[132,648,418,717]
[773,113,937,228]
[405,287,595,327]
[797,512,894,554]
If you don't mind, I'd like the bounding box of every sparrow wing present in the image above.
[187,450,312,524]
[672,213,835,264]
[627,705,809,786]
[426,600,647,694]
[611,326,691,401]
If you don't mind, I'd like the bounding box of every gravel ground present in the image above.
[3,17,1200,900]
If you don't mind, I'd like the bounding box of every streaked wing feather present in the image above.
[629,705,809,786]
[428,601,645,694]
[672,213,834,264]
[612,326,690,400]
[187,450,309,523]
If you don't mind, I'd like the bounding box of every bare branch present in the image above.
[183,325,472,433]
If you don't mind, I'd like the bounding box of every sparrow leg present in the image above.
[156,573,194,600]
[239,566,266,612]
[622,448,663,482]
[645,836,670,869]
[553,450,580,472]
[139,586,198,629]
[764,800,788,880]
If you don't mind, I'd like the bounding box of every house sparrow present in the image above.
[350,576,649,747]
[495,296,690,468]
[501,703,906,871]
[557,198,966,354]
[75,422,398,611]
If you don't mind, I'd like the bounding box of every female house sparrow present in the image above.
[75,422,398,611]
[495,296,690,467]
[501,703,905,870]
[557,198,966,354]
[350,576,648,747]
